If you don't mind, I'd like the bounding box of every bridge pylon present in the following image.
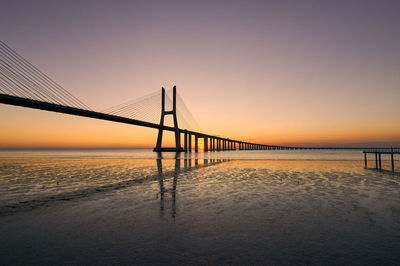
[153,86,184,152]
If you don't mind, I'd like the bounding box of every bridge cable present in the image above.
[0,41,90,110]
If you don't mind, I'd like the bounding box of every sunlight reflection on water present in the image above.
[0,148,364,160]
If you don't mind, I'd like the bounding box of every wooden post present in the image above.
[390,151,394,172]
[364,152,367,168]
[375,152,378,169]
[378,152,382,169]
[391,148,395,172]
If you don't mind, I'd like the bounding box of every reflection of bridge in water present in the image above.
[0,154,229,216]
[156,153,228,219]
[0,40,350,152]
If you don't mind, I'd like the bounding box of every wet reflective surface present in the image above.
[0,151,400,265]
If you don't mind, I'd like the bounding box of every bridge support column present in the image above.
[153,86,183,152]
[184,132,188,152]
[188,134,192,152]
[204,137,208,152]
[195,135,198,152]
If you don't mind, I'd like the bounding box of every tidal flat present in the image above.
[0,153,399,265]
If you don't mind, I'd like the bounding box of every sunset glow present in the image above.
[0,0,399,148]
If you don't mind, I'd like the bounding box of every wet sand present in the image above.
[0,158,399,265]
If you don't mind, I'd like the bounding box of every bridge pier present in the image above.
[188,134,192,152]
[204,137,208,152]
[153,86,184,152]
[184,132,188,152]
[195,135,198,152]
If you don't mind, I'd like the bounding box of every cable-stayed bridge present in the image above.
[0,40,347,152]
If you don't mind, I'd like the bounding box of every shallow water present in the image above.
[0,148,365,160]
[0,150,400,265]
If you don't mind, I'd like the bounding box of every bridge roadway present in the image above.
[0,93,364,152]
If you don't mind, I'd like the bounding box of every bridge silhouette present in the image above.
[0,40,351,152]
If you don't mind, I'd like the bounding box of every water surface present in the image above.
[0,149,399,265]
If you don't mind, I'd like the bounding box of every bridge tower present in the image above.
[153,86,184,152]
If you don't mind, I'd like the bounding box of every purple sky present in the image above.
[1,0,399,147]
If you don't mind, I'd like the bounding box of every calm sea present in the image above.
[0,148,364,160]
[0,149,399,265]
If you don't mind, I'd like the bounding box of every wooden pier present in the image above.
[363,148,399,172]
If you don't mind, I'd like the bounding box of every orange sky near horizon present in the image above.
[1,103,399,148]
[0,1,399,148]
